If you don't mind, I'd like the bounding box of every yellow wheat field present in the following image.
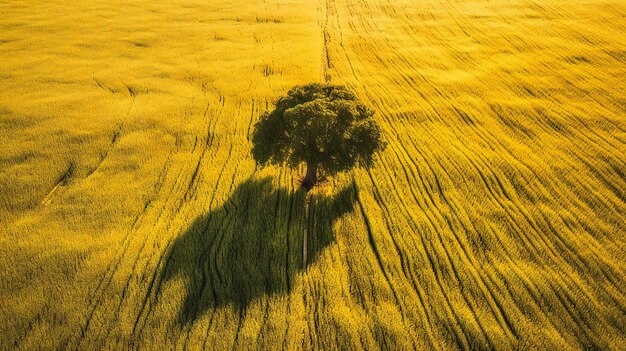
[1,0,625,349]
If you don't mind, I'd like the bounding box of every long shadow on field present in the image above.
[163,177,355,324]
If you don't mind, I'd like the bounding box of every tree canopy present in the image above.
[251,83,386,189]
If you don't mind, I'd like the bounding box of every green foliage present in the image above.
[251,83,386,175]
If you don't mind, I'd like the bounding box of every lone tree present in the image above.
[251,83,386,191]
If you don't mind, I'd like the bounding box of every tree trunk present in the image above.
[302,162,318,191]
[301,162,317,267]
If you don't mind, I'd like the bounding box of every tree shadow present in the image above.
[162,177,355,325]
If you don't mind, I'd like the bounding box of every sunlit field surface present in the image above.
[1,0,625,349]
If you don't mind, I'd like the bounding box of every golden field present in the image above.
[1,0,625,349]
